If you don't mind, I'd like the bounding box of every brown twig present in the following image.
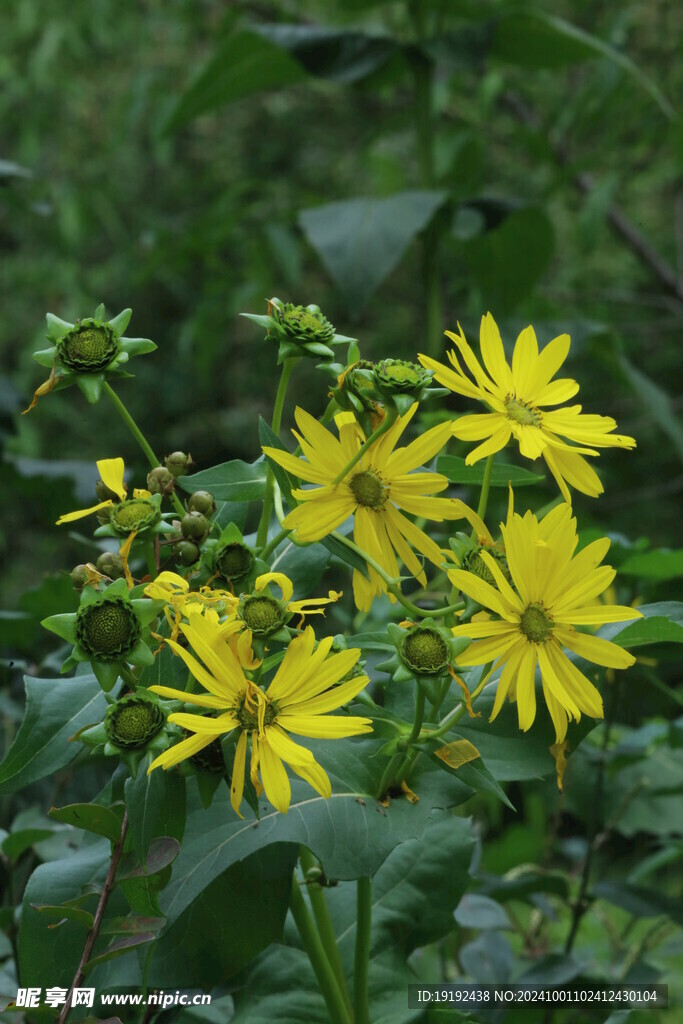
[57,812,129,1024]
[502,91,683,306]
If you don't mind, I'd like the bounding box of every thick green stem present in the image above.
[259,527,291,562]
[299,849,353,1017]
[354,877,372,1024]
[103,382,186,518]
[289,879,352,1024]
[332,407,397,484]
[257,358,298,550]
[393,688,426,787]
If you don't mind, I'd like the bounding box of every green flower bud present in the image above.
[104,693,165,750]
[274,303,335,345]
[215,541,254,584]
[187,490,215,515]
[239,594,287,636]
[165,451,194,478]
[462,547,512,587]
[109,498,160,535]
[400,627,449,676]
[57,319,119,373]
[373,358,431,395]
[181,511,210,542]
[178,540,200,566]
[96,551,125,579]
[70,564,90,592]
[76,596,141,661]
[146,466,175,495]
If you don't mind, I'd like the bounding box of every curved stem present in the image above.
[257,359,298,550]
[103,382,186,518]
[332,407,397,484]
[57,812,129,1024]
[354,877,372,1024]
[289,878,352,1024]
[299,849,352,1017]
[259,526,291,561]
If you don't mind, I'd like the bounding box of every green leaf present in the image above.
[146,845,298,988]
[259,415,296,506]
[48,803,124,843]
[492,9,675,119]
[480,867,570,902]
[269,541,330,596]
[84,933,157,972]
[160,740,473,925]
[299,191,448,309]
[31,904,95,930]
[177,459,267,502]
[454,893,511,931]
[618,549,683,581]
[465,206,555,314]
[2,828,56,860]
[166,31,307,132]
[602,602,683,648]
[0,611,36,650]
[593,881,683,926]
[125,757,186,862]
[101,914,166,935]
[0,673,107,795]
[118,836,180,880]
[322,532,370,579]
[618,355,683,459]
[252,24,398,84]
[436,454,544,487]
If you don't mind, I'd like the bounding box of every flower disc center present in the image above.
[59,323,119,372]
[349,470,386,509]
[217,542,254,582]
[110,498,158,533]
[403,629,449,674]
[241,596,284,635]
[520,603,553,644]
[77,598,140,660]
[106,697,164,749]
[504,397,541,427]
[236,694,277,731]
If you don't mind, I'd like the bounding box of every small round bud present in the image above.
[239,595,286,636]
[215,541,254,584]
[76,597,141,661]
[104,693,165,750]
[187,490,215,515]
[146,466,175,495]
[401,627,449,676]
[70,564,90,592]
[96,552,125,579]
[181,512,210,542]
[165,451,194,478]
[57,320,119,373]
[177,540,200,566]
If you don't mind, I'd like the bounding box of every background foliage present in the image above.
[1,0,681,1021]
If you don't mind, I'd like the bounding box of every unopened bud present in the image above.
[165,451,194,478]
[96,551,125,579]
[187,490,215,515]
[146,466,174,495]
[177,540,200,566]
[181,512,210,542]
[70,564,90,591]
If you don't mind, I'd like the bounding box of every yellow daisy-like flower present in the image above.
[148,620,372,815]
[144,571,240,640]
[263,404,476,611]
[447,502,641,743]
[56,457,152,524]
[418,314,636,502]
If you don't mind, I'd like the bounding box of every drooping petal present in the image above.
[259,737,292,814]
[230,731,248,817]
[57,500,114,525]
[97,458,127,500]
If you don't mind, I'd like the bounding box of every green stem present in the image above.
[143,541,158,580]
[332,407,397,484]
[299,849,353,1017]
[354,877,372,1024]
[260,527,291,562]
[418,702,467,743]
[376,753,404,801]
[257,359,298,550]
[393,688,426,787]
[289,878,352,1024]
[103,382,186,518]
[471,453,496,540]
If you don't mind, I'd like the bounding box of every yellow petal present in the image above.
[96,458,127,500]
[56,500,113,525]
[230,731,248,817]
[259,737,292,814]
[255,571,293,604]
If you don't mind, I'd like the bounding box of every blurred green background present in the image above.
[1,2,682,1016]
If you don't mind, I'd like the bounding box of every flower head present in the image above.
[148,622,372,815]
[263,404,476,611]
[237,572,341,638]
[26,305,156,409]
[419,314,636,501]
[447,502,641,743]
[241,297,354,362]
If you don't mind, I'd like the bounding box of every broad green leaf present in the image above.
[177,459,266,502]
[322,532,370,579]
[166,31,307,132]
[299,191,448,309]
[48,803,124,843]
[147,845,298,988]
[593,881,683,926]
[101,915,165,936]
[437,454,544,487]
[125,758,186,862]
[160,739,474,925]
[0,673,107,795]
[454,893,511,931]
[253,24,398,84]
[84,933,157,972]
[492,10,675,119]
[118,837,180,880]
[602,602,683,648]
[0,611,35,651]
[618,548,683,581]
[2,828,56,860]
[269,541,330,597]
[618,354,683,459]
[465,206,555,314]
[31,904,95,930]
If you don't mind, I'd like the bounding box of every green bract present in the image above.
[202,522,257,588]
[104,692,165,750]
[94,492,175,541]
[378,620,471,700]
[241,296,355,363]
[41,578,166,692]
[30,305,156,405]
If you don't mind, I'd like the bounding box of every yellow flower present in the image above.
[144,571,240,640]
[56,457,152,524]
[447,502,641,743]
[263,405,475,611]
[148,621,372,815]
[418,314,636,502]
